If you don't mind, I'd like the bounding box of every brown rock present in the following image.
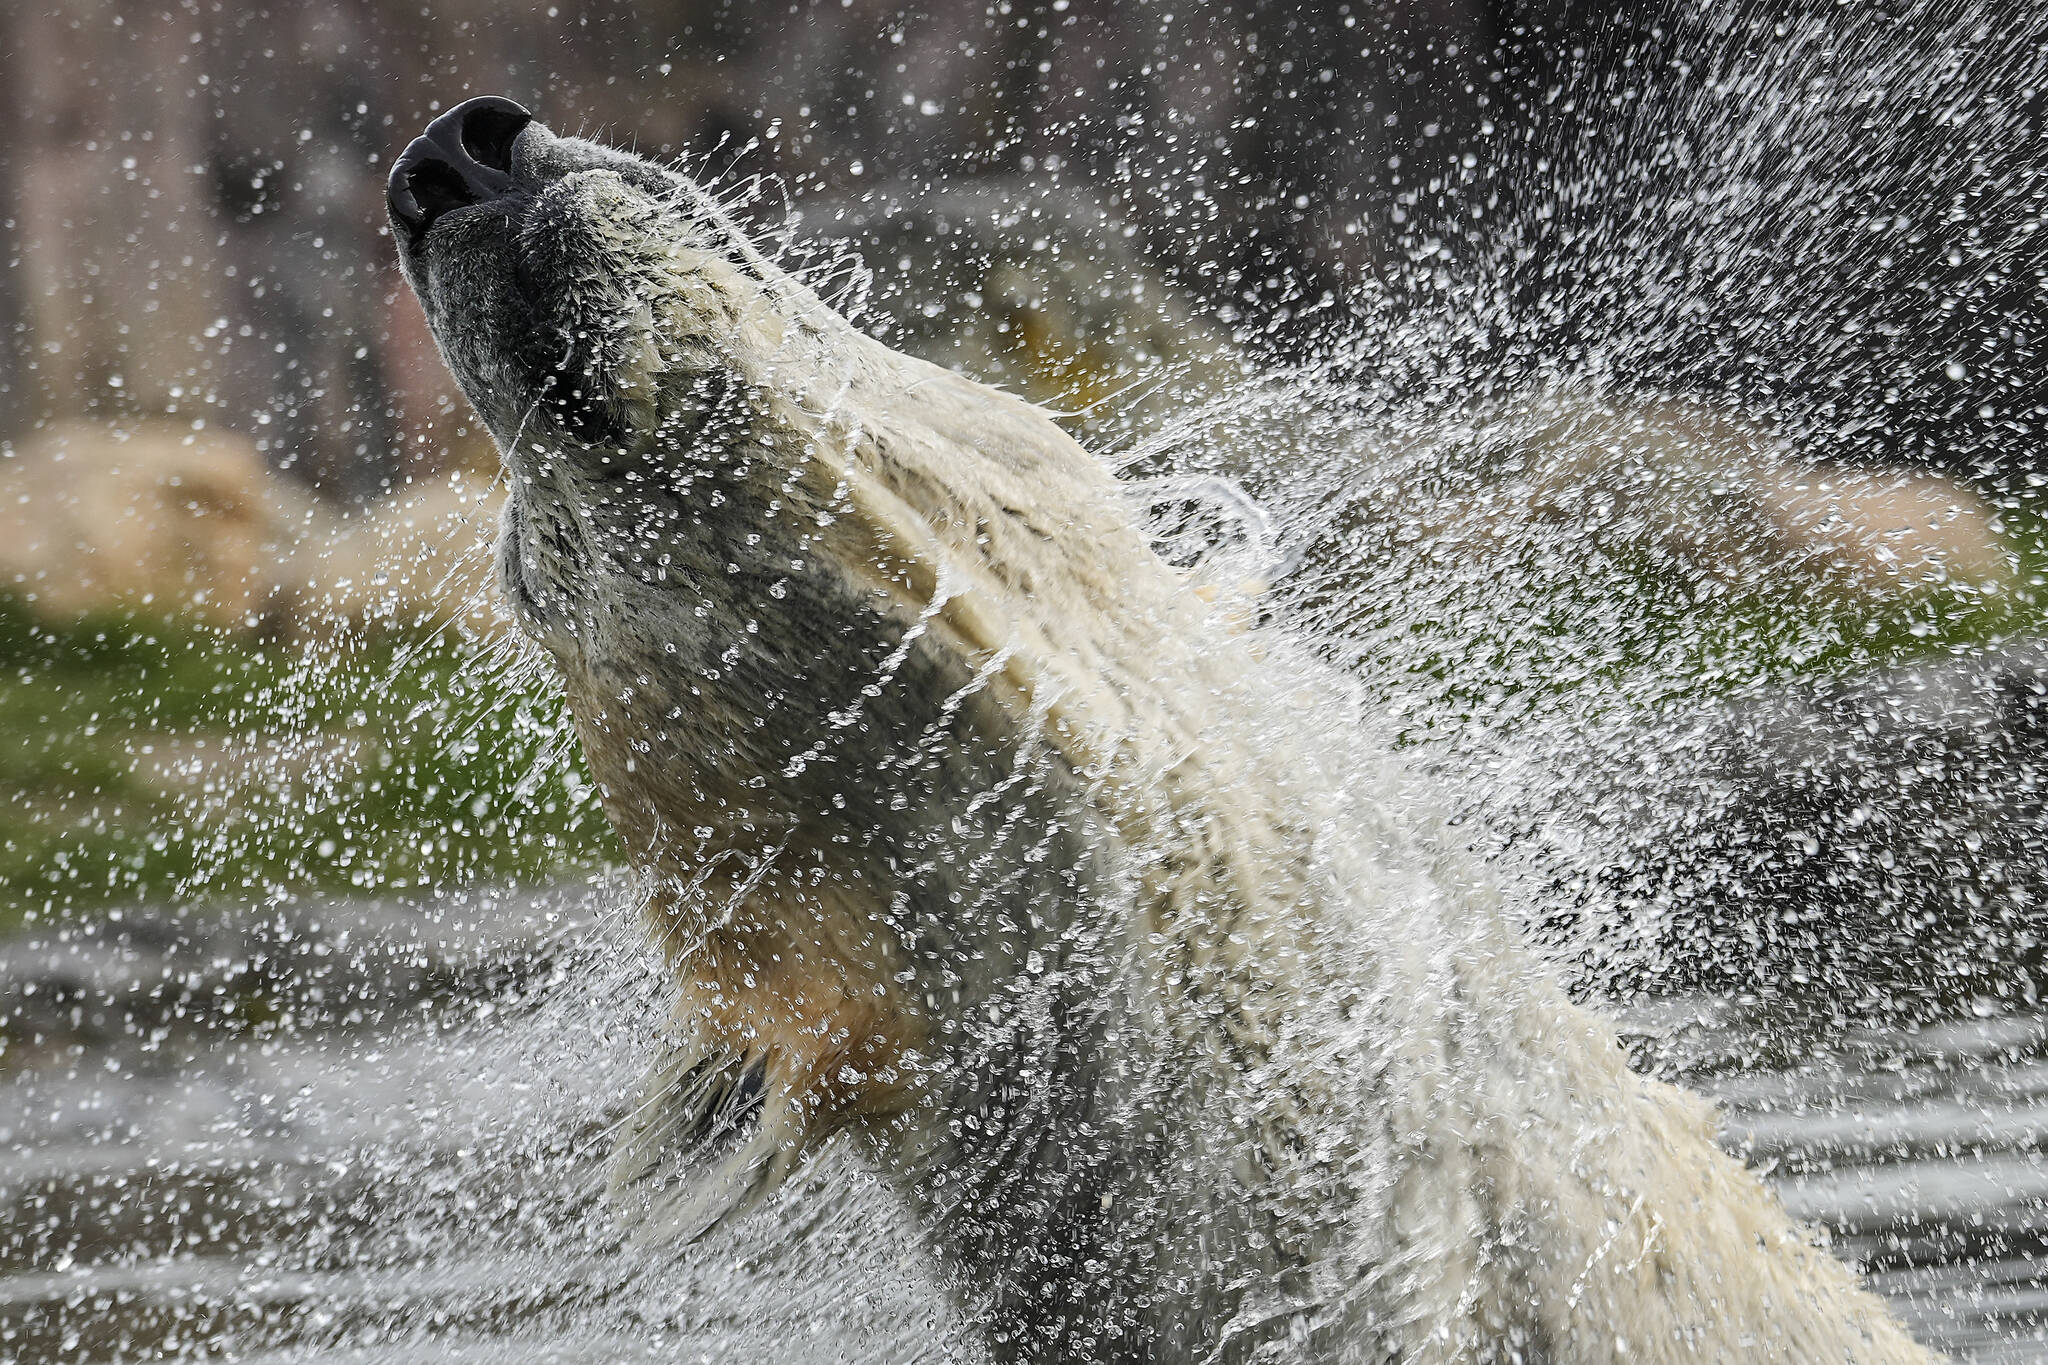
[1480,396,2015,606]
[290,470,507,639]
[0,420,315,628]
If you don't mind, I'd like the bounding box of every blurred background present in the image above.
[5,3,2048,1360]
[2,0,2043,916]
[4,0,2041,491]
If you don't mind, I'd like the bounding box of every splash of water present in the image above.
[7,2,2048,1361]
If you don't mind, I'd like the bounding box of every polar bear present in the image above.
[387,96,1934,1363]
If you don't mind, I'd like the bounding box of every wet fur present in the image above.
[394,119,1936,1362]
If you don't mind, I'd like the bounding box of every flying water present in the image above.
[6,2,2048,1361]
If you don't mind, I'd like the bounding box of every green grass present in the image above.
[1310,483,2048,752]
[0,600,617,930]
[1694,491,2048,686]
[1,486,2041,929]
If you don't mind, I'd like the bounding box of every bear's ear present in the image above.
[605,1036,810,1243]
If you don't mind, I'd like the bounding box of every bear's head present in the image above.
[387,97,833,653]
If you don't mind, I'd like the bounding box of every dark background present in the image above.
[2,1,2041,497]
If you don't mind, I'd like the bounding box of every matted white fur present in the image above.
[394,113,1939,1364]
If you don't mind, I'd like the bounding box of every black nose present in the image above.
[388,95,532,246]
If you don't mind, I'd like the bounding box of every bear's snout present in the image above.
[388,95,534,249]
